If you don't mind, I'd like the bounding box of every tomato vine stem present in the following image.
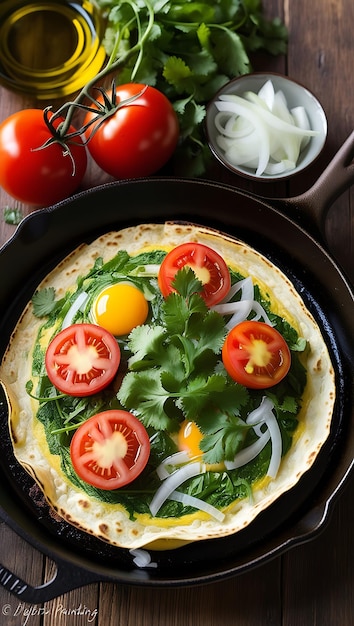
[38,0,155,153]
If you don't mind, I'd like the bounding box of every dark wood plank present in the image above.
[98,559,282,626]
[282,484,354,625]
[281,0,354,622]
[0,523,44,625]
[286,0,354,279]
[43,560,99,626]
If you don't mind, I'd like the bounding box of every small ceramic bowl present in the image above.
[205,72,327,181]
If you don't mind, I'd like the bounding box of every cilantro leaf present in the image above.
[189,309,226,354]
[163,56,194,94]
[211,28,251,76]
[163,292,207,335]
[171,266,204,299]
[277,395,298,414]
[196,384,250,429]
[199,414,248,464]
[32,287,59,317]
[196,384,250,463]
[3,205,23,225]
[118,371,180,431]
[127,325,167,369]
[177,374,227,419]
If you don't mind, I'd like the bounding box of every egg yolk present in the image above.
[93,283,149,336]
[178,420,225,471]
[178,420,203,459]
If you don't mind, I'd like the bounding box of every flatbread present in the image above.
[0,222,335,549]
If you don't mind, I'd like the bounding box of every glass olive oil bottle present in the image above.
[0,0,106,98]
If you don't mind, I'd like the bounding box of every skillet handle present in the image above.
[282,130,354,238]
[0,557,104,604]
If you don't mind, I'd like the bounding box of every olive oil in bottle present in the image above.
[0,0,106,98]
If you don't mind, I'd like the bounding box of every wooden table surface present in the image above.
[0,0,353,624]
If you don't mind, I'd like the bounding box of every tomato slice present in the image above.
[158,242,231,306]
[45,324,120,396]
[222,321,291,389]
[70,410,150,490]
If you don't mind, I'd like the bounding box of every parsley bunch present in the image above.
[118,267,251,464]
[96,0,288,175]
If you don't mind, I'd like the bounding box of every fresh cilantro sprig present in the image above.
[118,267,250,462]
[32,287,63,317]
[96,0,288,175]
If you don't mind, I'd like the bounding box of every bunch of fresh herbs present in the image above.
[95,0,287,175]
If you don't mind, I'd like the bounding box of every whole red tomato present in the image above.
[0,109,87,206]
[84,84,179,178]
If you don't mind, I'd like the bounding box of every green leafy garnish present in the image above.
[32,287,59,317]
[30,247,307,512]
[3,205,23,225]
[96,0,288,175]
[118,267,251,462]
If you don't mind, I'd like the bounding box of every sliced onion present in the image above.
[264,160,296,175]
[224,301,254,328]
[213,277,269,327]
[272,89,295,125]
[129,549,158,568]
[150,462,204,517]
[213,295,274,329]
[61,291,89,329]
[257,79,275,109]
[169,490,225,522]
[130,263,161,277]
[215,100,271,176]
[218,94,317,137]
[291,106,311,149]
[155,450,191,480]
[247,397,282,478]
[263,411,282,478]
[214,111,253,138]
[224,430,270,470]
[228,301,273,329]
[213,298,252,316]
[246,396,275,427]
[214,80,318,176]
[248,301,274,326]
[244,90,273,111]
[221,276,254,303]
[225,397,282,479]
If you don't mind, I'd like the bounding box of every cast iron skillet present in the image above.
[0,132,353,603]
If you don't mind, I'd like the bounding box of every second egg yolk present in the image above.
[178,420,203,459]
[93,283,149,336]
[178,420,225,471]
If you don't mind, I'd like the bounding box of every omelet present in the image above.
[0,222,335,549]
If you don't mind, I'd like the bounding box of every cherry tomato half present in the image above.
[45,324,120,396]
[70,410,150,490]
[0,109,87,206]
[158,242,231,306]
[222,321,291,389]
[84,83,179,179]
